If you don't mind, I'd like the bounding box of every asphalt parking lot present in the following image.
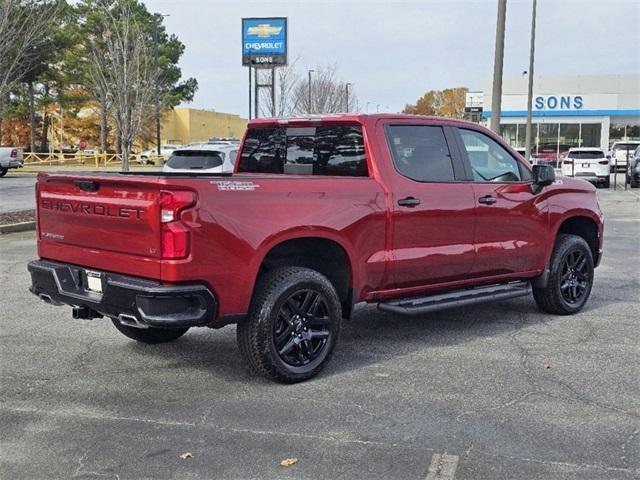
[0,174,37,213]
[1,188,638,479]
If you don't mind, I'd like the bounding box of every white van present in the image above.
[561,148,610,188]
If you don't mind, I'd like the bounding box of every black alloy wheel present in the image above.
[559,250,590,305]
[273,289,332,368]
[237,267,342,383]
[533,234,594,315]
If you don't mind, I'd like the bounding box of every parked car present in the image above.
[561,148,610,188]
[534,143,572,167]
[137,144,181,165]
[0,146,24,176]
[28,114,604,383]
[627,146,640,188]
[514,147,527,159]
[609,141,640,171]
[162,144,238,174]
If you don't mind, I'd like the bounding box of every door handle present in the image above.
[478,195,497,205]
[398,196,421,208]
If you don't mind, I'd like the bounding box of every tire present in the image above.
[0,168,7,177]
[602,177,610,189]
[533,234,594,315]
[111,318,189,344]
[237,267,342,383]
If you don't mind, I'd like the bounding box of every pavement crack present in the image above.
[5,405,399,449]
[456,390,541,422]
[507,316,639,419]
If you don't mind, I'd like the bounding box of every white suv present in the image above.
[609,141,640,171]
[562,148,610,188]
[162,144,239,174]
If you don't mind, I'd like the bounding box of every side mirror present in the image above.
[532,164,555,187]
[606,154,611,160]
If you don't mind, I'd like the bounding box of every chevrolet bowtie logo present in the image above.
[248,24,282,37]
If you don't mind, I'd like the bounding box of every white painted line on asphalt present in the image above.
[425,453,459,480]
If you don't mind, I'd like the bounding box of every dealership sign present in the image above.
[534,95,583,110]
[242,17,287,67]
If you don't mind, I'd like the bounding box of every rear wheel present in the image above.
[602,177,610,189]
[111,318,189,343]
[237,267,341,383]
[533,234,594,315]
[0,168,8,177]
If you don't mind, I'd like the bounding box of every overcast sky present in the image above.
[144,0,640,117]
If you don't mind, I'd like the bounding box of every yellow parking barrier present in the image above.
[23,153,166,168]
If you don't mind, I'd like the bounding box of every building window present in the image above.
[500,124,518,146]
[610,123,640,145]
[559,124,580,147]
[581,124,601,148]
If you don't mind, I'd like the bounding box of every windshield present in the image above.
[567,151,604,159]
[166,150,224,169]
[613,143,639,152]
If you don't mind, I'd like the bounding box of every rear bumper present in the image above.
[576,174,609,184]
[563,172,609,183]
[28,259,217,328]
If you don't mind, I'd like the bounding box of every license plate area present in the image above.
[582,163,590,168]
[85,270,103,293]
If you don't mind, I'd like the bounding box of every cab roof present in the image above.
[247,113,480,128]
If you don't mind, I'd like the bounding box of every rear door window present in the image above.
[238,125,368,176]
[166,150,224,170]
[385,125,455,182]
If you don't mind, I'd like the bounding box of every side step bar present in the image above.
[377,281,531,316]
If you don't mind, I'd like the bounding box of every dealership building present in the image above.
[468,74,640,153]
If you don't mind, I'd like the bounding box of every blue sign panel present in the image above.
[242,17,287,66]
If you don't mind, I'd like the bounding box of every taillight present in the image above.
[598,160,609,165]
[563,159,573,165]
[160,190,195,259]
[10,149,17,158]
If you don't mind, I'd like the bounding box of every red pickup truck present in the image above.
[29,114,604,382]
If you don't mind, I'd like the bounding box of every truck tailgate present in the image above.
[36,173,163,278]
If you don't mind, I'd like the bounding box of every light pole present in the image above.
[345,82,352,112]
[524,0,537,163]
[307,69,314,114]
[153,13,170,156]
[490,0,507,133]
[366,101,373,113]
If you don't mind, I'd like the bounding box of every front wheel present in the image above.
[111,318,189,343]
[237,267,342,383]
[0,168,8,177]
[533,234,594,315]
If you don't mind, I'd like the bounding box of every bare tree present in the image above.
[259,63,357,117]
[89,1,156,170]
[0,0,60,141]
[86,44,113,153]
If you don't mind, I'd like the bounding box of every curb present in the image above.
[0,221,36,234]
